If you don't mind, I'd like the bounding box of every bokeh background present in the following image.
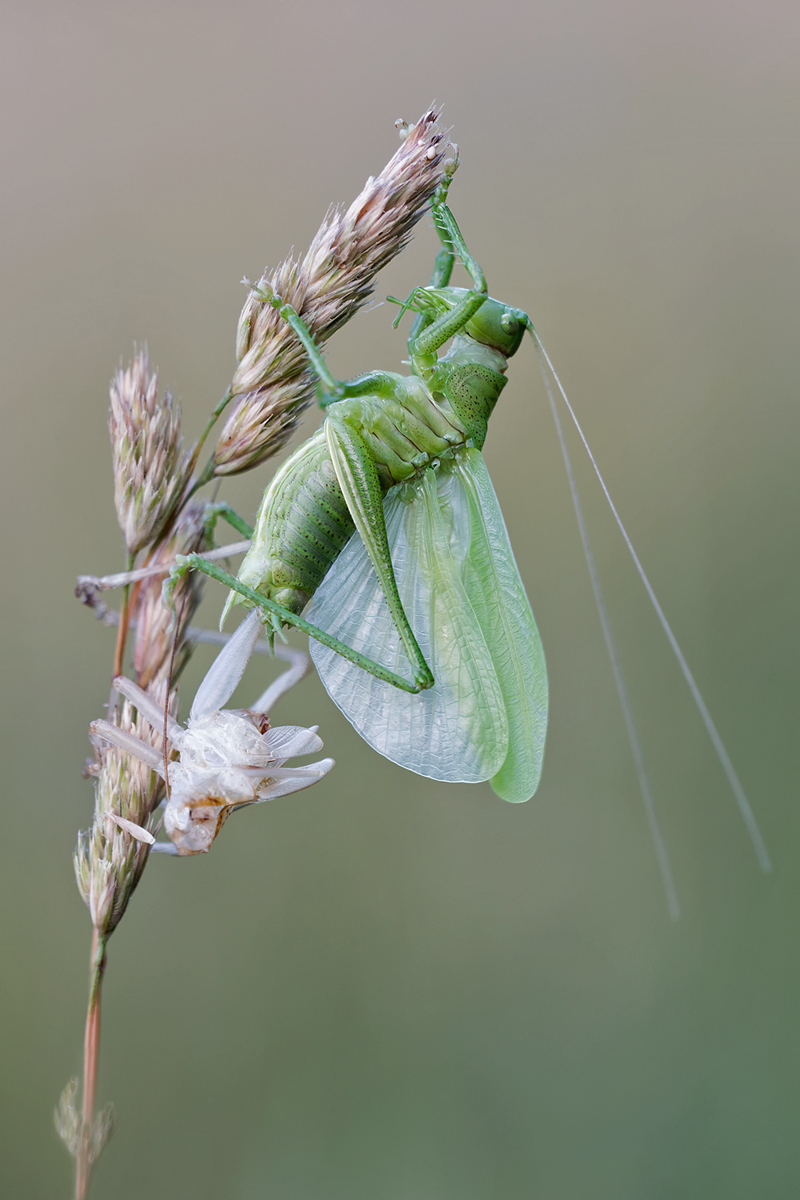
[2,2,799,1196]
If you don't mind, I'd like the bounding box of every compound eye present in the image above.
[500,311,519,334]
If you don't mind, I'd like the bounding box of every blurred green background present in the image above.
[2,1,799,1196]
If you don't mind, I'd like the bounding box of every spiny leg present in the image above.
[324,415,434,691]
[392,151,460,350]
[388,205,484,363]
[410,204,488,366]
[247,279,403,408]
[388,285,449,333]
[245,207,484,394]
[166,554,432,694]
[404,241,456,355]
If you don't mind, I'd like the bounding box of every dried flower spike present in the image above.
[75,687,167,936]
[213,107,451,475]
[109,348,192,554]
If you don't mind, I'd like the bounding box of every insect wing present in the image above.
[450,448,548,803]
[309,465,509,783]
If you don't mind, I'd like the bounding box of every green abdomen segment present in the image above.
[238,430,356,614]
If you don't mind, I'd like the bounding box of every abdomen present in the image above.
[238,429,356,614]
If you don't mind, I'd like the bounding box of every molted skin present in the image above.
[237,336,513,617]
[89,648,334,856]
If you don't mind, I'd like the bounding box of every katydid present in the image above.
[174,181,548,803]
[169,168,769,903]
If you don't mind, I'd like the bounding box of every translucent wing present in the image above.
[448,448,548,802]
[309,460,509,783]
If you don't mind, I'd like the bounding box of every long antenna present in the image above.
[543,367,680,918]
[529,327,771,875]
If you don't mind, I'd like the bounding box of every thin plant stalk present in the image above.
[182,388,234,487]
[112,553,136,678]
[76,931,107,1200]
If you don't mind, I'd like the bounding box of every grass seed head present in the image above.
[109,348,192,554]
[75,694,168,936]
[212,107,451,475]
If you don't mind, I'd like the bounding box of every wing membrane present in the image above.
[309,464,509,783]
[449,449,548,802]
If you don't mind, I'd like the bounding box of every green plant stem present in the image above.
[184,389,234,484]
[181,455,218,507]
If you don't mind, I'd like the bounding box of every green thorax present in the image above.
[427,332,509,452]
